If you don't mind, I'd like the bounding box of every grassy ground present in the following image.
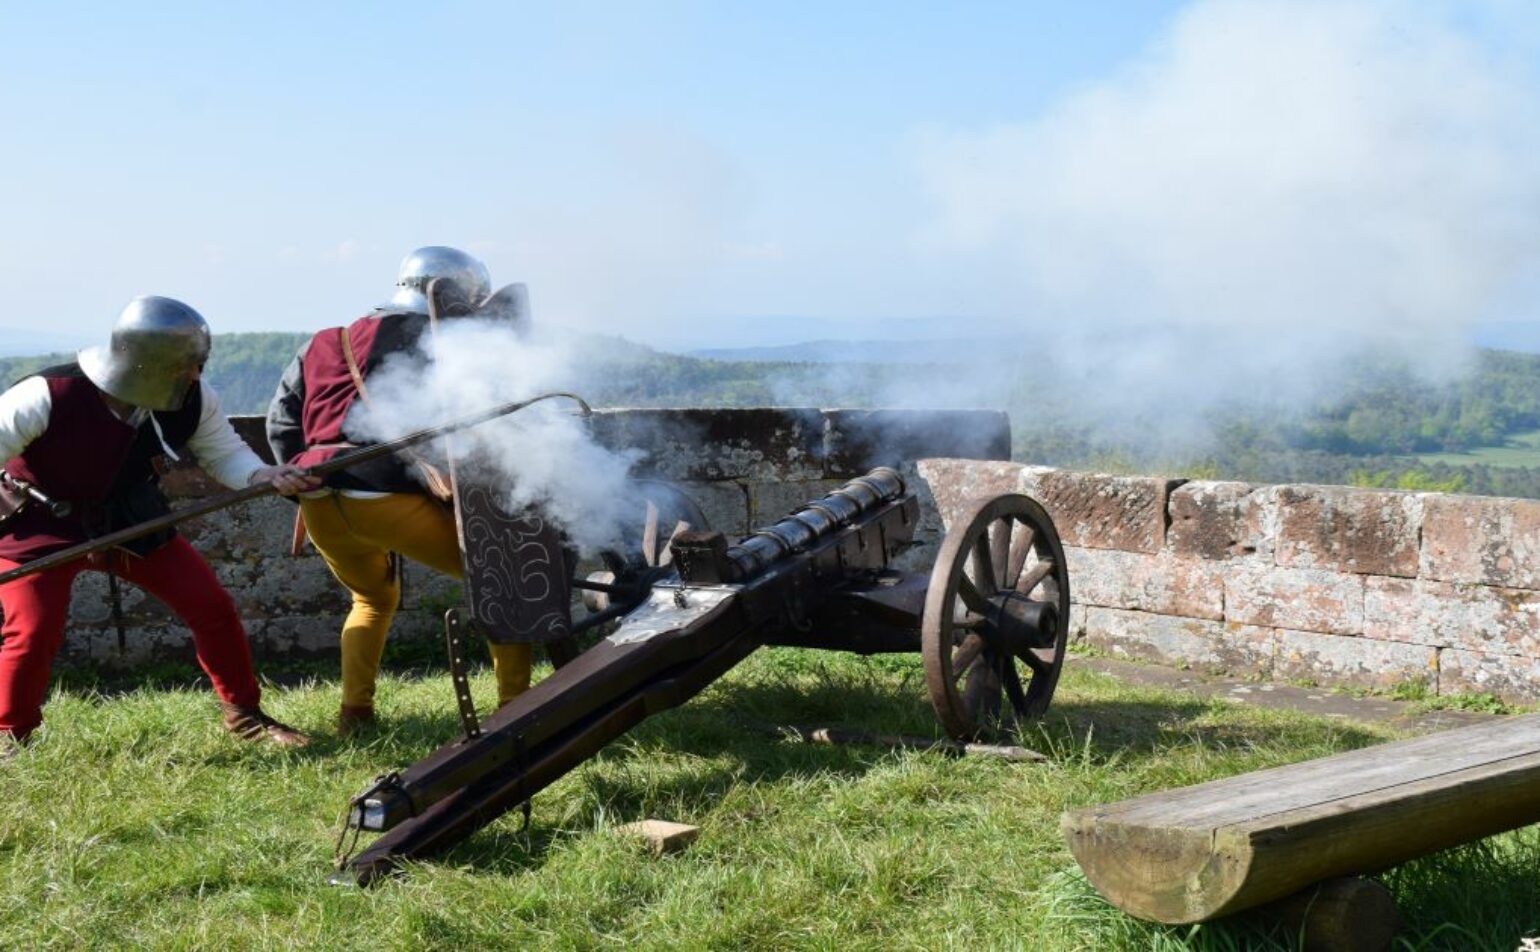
[1413,427,1540,468]
[4,649,1539,950]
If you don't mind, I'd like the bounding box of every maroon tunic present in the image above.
[280,312,430,494]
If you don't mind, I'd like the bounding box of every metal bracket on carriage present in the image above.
[668,530,732,584]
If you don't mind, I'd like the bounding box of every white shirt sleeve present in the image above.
[0,376,52,462]
[185,381,267,489]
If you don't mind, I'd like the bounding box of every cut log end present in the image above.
[1060,810,1254,924]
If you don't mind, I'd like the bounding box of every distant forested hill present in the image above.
[7,333,1540,500]
[0,331,911,415]
[0,332,310,416]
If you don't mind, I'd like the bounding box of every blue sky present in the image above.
[2,0,1538,358]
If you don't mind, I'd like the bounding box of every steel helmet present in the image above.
[78,296,211,411]
[383,246,491,316]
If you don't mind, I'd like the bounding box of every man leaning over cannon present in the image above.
[265,246,531,736]
[0,296,314,752]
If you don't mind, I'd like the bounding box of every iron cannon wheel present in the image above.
[921,493,1070,741]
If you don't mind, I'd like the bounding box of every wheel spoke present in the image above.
[951,632,985,679]
[1006,524,1035,591]
[1017,646,1052,676]
[989,519,1011,590]
[1001,660,1030,718]
[971,532,1000,596]
[963,657,1002,721]
[956,574,990,614]
[657,520,690,567]
[642,500,659,567]
[1015,558,1055,596]
[954,613,988,631]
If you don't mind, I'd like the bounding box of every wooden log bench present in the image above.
[1060,713,1540,926]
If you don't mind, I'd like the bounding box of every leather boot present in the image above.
[338,704,376,737]
[222,703,310,748]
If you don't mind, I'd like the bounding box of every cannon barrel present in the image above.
[721,467,904,582]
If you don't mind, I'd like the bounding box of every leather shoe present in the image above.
[222,703,310,748]
[338,704,376,737]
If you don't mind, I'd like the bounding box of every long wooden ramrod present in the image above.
[0,391,592,586]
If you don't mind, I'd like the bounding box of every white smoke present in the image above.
[911,0,1540,441]
[349,317,642,554]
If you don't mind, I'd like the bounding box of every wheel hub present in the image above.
[983,592,1058,653]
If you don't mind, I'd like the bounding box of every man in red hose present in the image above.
[0,296,315,752]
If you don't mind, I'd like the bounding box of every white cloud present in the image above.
[913,0,1540,424]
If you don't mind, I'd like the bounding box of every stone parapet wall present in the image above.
[39,412,1530,704]
[28,408,1007,670]
[917,459,1540,701]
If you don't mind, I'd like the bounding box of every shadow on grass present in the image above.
[1039,696,1386,759]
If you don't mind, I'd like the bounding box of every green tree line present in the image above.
[8,335,1540,500]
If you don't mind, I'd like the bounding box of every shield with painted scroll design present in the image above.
[428,277,572,643]
[452,478,573,644]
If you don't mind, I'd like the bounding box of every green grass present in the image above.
[1413,427,1540,469]
[4,650,1539,949]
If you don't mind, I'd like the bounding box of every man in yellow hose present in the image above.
[265,247,531,734]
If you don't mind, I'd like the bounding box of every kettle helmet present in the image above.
[383,246,491,316]
[78,296,211,411]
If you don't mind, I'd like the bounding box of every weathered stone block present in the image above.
[1079,606,1273,675]
[1271,485,1421,578]
[1066,547,1224,620]
[587,408,826,481]
[914,459,1032,530]
[1439,648,1540,701]
[1167,481,1270,562]
[1421,494,1540,590]
[1224,564,1364,636]
[682,480,750,537]
[749,478,847,528]
[179,498,297,562]
[1364,576,1540,657]
[232,556,347,618]
[822,409,1009,477]
[1273,629,1436,692]
[256,614,345,659]
[1017,470,1182,554]
[80,621,199,668]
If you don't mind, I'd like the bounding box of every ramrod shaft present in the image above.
[341,467,918,884]
[0,391,591,586]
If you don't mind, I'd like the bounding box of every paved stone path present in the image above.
[1080,656,1496,734]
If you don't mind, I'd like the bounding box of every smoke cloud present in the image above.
[910,0,1540,447]
[349,317,643,555]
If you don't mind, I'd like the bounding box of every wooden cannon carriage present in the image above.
[333,465,1074,883]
